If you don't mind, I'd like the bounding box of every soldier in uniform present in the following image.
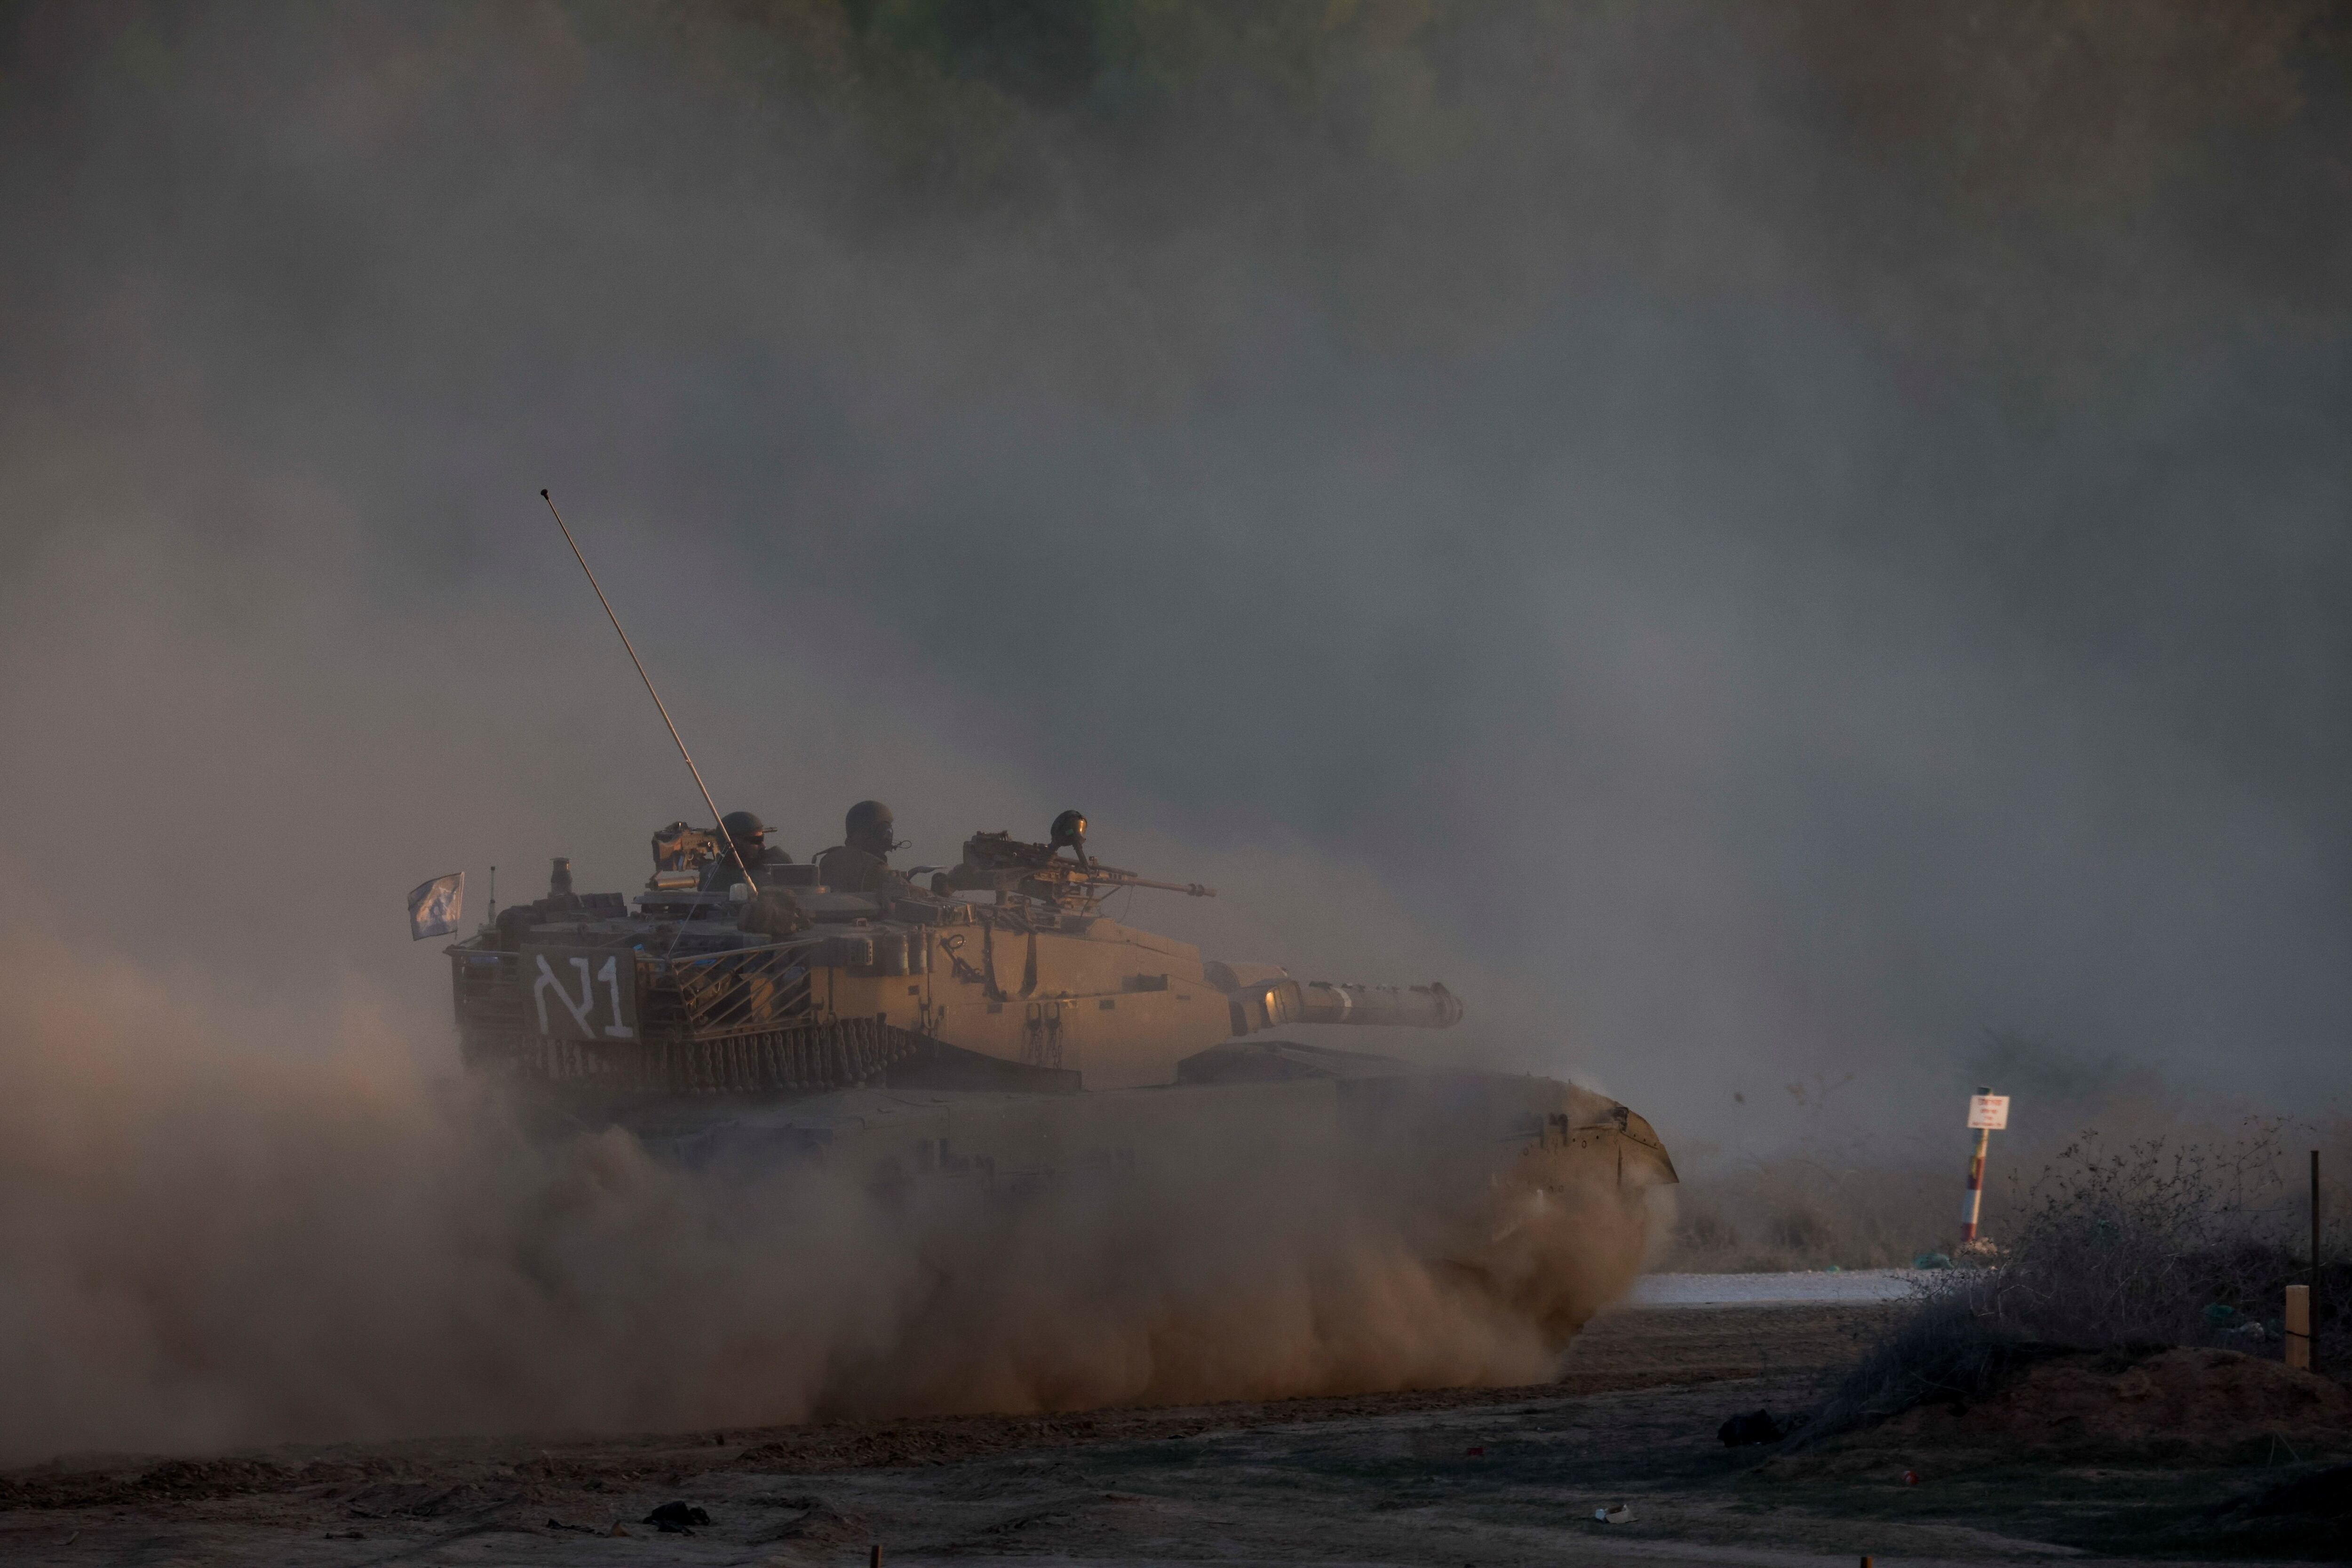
[816,800,906,895]
[1048,808,1090,868]
[700,809,791,890]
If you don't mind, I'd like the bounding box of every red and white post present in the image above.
[1962,1087,2009,1245]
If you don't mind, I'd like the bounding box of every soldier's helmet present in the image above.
[720,809,769,847]
[845,799,895,846]
[1049,809,1089,851]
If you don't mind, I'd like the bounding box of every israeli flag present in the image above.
[407,871,465,940]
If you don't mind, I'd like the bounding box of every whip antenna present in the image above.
[539,488,749,878]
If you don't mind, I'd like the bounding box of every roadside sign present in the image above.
[1968,1093,2010,1130]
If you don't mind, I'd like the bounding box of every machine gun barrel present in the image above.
[946,832,1217,906]
[1091,871,1216,898]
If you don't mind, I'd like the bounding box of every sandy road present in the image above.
[0,1299,2328,1566]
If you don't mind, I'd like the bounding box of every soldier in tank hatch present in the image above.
[1048,808,1090,868]
[699,809,792,890]
[816,799,906,895]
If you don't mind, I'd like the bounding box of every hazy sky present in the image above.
[2,1,2347,1158]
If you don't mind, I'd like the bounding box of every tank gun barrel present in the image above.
[1207,963,1462,1035]
[1294,981,1462,1028]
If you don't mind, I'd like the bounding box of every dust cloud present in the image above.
[0,890,1645,1465]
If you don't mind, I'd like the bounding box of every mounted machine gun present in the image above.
[941,811,1215,911]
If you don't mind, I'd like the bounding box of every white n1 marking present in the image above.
[597,953,635,1038]
[532,954,598,1036]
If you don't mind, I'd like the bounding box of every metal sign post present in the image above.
[1962,1086,2009,1245]
[2300,1148,2321,1372]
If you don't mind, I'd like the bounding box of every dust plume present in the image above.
[0,892,1644,1465]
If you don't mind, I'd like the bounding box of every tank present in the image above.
[443,815,1677,1347]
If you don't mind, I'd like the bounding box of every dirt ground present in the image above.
[3,1302,2343,1567]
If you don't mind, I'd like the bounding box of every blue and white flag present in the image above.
[407,871,465,940]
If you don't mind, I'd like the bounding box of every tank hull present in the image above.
[451,868,1677,1353]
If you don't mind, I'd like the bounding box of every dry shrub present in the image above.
[1796,1275,2038,1443]
[1801,1123,2346,1444]
[1993,1125,2338,1354]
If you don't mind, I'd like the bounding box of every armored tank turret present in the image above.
[456,813,1481,1094]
